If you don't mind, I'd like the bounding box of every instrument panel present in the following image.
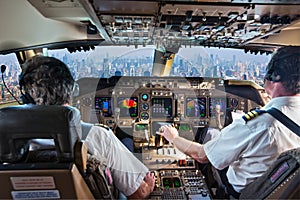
[76,76,267,143]
[75,76,268,200]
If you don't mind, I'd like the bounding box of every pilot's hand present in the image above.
[156,125,178,143]
[144,172,155,192]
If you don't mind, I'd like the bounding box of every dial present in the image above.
[142,93,149,101]
[230,98,239,108]
[82,97,91,106]
[141,112,149,120]
[142,102,149,111]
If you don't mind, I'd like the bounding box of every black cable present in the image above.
[1,65,22,104]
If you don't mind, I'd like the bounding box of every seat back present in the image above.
[0,105,82,163]
[266,167,300,199]
[240,148,300,199]
[0,105,94,199]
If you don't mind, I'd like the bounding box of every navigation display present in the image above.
[95,97,112,117]
[118,97,138,118]
[186,97,206,118]
[209,97,227,117]
[151,98,172,118]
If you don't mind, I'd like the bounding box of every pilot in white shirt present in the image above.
[158,46,300,198]
[204,96,300,193]
[20,55,155,199]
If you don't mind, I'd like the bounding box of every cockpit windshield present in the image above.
[0,46,271,105]
[47,46,271,82]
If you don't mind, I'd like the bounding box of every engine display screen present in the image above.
[151,98,172,118]
[95,97,112,117]
[177,123,191,131]
[162,177,181,188]
[135,123,149,131]
[118,97,138,118]
[186,97,207,118]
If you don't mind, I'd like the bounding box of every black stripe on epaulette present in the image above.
[242,109,266,122]
[95,123,111,131]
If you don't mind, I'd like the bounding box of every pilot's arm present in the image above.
[157,125,209,163]
[128,172,155,199]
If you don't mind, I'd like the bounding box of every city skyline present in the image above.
[0,45,270,103]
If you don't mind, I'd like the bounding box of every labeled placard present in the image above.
[11,190,60,200]
[10,176,55,190]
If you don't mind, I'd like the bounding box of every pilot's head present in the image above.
[19,55,75,105]
[264,46,300,95]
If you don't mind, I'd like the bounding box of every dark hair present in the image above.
[264,46,300,94]
[20,55,75,105]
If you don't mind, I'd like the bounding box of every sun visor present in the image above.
[0,0,103,54]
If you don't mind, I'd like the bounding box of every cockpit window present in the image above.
[0,46,271,105]
[47,46,271,85]
[0,53,21,106]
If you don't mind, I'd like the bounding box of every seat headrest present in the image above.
[0,105,82,163]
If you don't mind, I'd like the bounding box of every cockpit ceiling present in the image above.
[2,0,299,54]
[89,0,300,53]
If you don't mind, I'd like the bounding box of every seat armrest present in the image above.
[74,141,88,174]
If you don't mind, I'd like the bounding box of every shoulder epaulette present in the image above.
[242,109,266,122]
[95,123,111,130]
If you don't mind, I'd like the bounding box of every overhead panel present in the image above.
[87,0,300,53]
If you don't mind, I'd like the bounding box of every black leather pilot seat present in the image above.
[0,104,93,199]
[240,148,300,199]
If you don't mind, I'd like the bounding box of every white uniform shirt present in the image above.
[204,96,300,193]
[84,126,149,196]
